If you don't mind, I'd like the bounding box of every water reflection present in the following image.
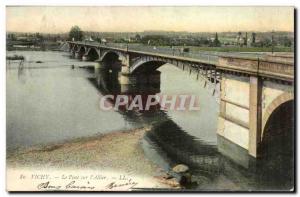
[16,60,28,83]
[91,66,294,191]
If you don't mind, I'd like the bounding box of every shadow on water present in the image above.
[17,60,27,83]
[86,66,293,191]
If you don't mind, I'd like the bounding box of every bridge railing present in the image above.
[73,41,219,64]
[69,41,294,80]
[103,42,219,64]
[218,56,294,81]
[258,59,294,79]
[71,41,268,65]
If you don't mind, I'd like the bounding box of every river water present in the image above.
[6,50,293,191]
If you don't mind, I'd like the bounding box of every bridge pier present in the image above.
[119,66,134,85]
[217,73,262,168]
[94,62,161,95]
[82,55,89,61]
[248,76,262,158]
[119,73,138,85]
[94,62,104,76]
[119,71,161,86]
[217,56,294,168]
[70,50,75,58]
[75,52,83,59]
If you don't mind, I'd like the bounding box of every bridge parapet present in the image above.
[263,53,294,63]
[67,41,294,83]
[218,56,258,74]
[218,56,294,82]
[258,60,294,80]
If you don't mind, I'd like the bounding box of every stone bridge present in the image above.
[64,41,294,167]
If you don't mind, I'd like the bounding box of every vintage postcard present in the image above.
[6,6,295,192]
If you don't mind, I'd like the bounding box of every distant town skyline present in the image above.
[6,6,294,33]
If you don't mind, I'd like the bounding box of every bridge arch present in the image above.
[72,44,79,52]
[259,92,294,159]
[101,51,123,71]
[130,60,167,74]
[258,94,294,182]
[85,47,99,61]
[261,92,294,140]
[77,46,86,53]
[59,42,71,52]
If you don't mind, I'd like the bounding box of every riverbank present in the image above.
[7,127,176,190]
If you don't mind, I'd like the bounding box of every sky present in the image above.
[6,6,294,33]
